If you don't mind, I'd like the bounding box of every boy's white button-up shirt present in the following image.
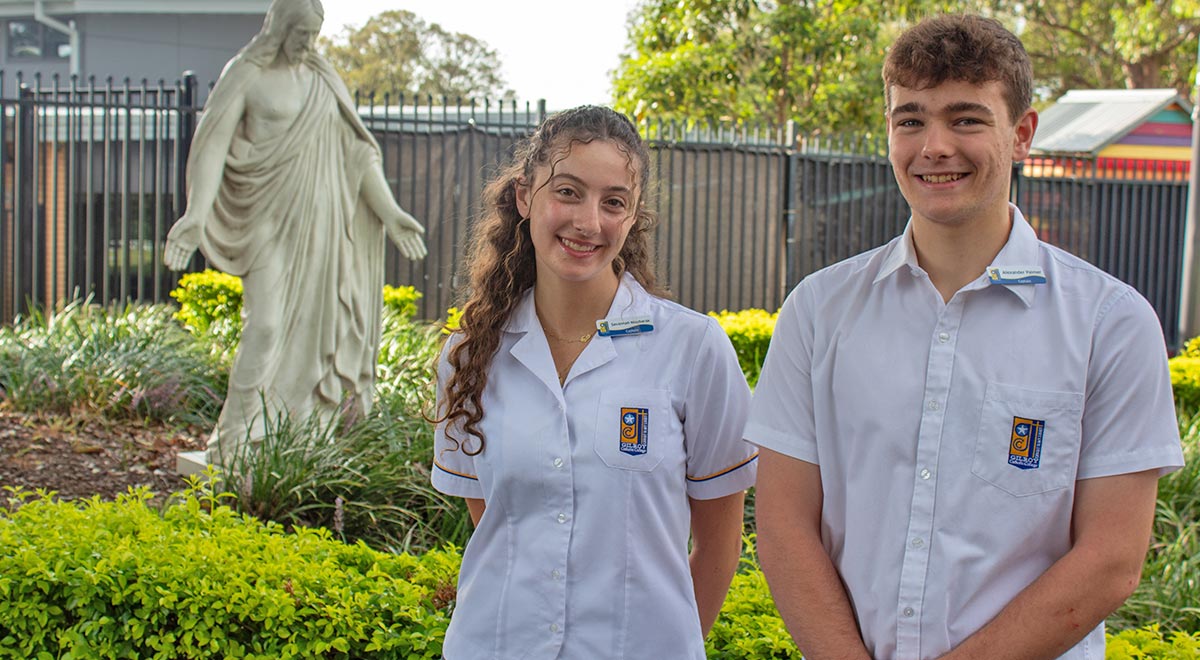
[746,207,1184,660]
[433,274,758,660]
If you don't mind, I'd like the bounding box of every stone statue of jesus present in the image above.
[165,0,426,465]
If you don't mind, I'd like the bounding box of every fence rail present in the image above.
[0,72,1191,347]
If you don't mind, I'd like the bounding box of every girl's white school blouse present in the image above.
[432,274,757,659]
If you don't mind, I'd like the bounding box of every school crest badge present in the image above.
[1008,416,1045,470]
[620,407,649,456]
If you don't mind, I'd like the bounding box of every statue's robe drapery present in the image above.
[190,54,387,461]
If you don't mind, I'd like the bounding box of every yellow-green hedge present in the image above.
[709,308,778,387]
[5,488,1193,659]
[1171,355,1200,413]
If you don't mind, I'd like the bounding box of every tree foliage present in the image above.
[612,0,926,134]
[319,10,511,102]
[992,0,1200,100]
[612,0,1200,134]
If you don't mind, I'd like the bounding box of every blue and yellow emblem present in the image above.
[620,407,649,456]
[1008,416,1045,470]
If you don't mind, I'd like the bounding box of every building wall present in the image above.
[0,12,264,93]
[79,13,262,87]
[1099,104,1194,162]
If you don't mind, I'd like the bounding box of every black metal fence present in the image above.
[0,72,1191,347]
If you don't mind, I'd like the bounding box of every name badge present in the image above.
[596,316,654,337]
[987,267,1046,285]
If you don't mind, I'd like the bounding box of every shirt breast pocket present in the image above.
[593,388,670,472]
[971,382,1084,497]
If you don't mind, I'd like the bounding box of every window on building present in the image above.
[7,20,71,61]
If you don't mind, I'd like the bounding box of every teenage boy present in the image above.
[747,14,1184,660]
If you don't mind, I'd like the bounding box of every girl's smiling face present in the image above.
[516,139,640,289]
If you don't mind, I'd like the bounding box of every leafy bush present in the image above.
[443,306,463,334]
[0,484,457,659]
[708,308,778,387]
[4,494,1187,660]
[1181,336,1200,358]
[171,272,428,337]
[0,301,225,424]
[1106,625,1200,659]
[376,313,442,420]
[1111,412,1200,634]
[1171,356,1200,414]
[383,285,422,320]
[706,536,800,658]
[170,269,243,342]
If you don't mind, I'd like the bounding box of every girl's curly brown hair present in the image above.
[436,105,663,455]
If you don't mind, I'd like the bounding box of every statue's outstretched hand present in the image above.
[164,212,202,271]
[384,207,428,260]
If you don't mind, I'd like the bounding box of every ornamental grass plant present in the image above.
[212,394,470,555]
[1109,410,1200,634]
[0,300,226,425]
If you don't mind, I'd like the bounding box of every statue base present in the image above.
[176,450,209,477]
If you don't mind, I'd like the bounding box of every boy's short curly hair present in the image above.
[883,14,1032,123]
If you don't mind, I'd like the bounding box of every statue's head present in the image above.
[241,0,325,67]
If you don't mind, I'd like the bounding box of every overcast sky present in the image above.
[320,0,642,110]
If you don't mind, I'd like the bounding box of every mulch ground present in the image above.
[0,409,206,502]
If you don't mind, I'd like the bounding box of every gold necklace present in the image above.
[543,327,595,344]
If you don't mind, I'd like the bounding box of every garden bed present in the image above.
[0,410,204,501]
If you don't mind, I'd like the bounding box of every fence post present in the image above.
[1179,41,1200,348]
[176,71,196,215]
[1010,161,1024,207]
[783,119,798,292]
[14,83,36,316]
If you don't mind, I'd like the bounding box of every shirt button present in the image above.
[557,513,567,524]
[553,457,564,468]
[927,400,940,411]
[920,468,932,480]
[903,607,915,618]
[550,623,559,633]
[551,569,562,580]
[911,538,924,548]
[937,332,950,343]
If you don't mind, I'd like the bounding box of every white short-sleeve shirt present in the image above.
[432,274,758,660]
[746,207,1184,660]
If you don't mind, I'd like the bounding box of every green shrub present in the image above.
[0,301,226,424]
[708,308,778,387]
[443,306,463,334]
[383,285,422,320]
[1111,412,1200,634]
[1181,337,1200,358]
[1106,625,1200,659]
[376,313,442,420]
[170,269,243,341]
[5,495,1185,660]
[170,272,428,338]
[0,484,456,659]
[706,536,800,659]
[1171,356,1200,414]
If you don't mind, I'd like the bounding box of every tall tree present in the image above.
[612,0,1200,133]
[612,0,920,134]
[319,10,512,102]
[994,0,1200,100]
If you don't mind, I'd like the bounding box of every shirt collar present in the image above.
[504,272,650,335]
[984,205,1041,308]
[872,204,1041,307]
[873,222,920,284]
